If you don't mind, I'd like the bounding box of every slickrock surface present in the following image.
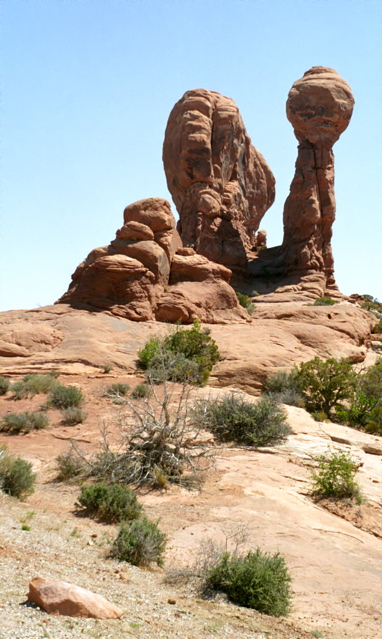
[0,302,375,385]
[163,88,275,271]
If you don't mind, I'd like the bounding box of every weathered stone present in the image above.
[163,89,275,271]
[123,198,175,232]
[170,253,232,283]
[109,239,170,285]
[116,220,155,242]
[28,576,123,619]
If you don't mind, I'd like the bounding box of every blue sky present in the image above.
[1,0,381,312]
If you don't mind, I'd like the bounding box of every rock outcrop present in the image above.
[249,67,354,300]
[57,198,248,324]
[28,576,123,619]
[163,89,275,271]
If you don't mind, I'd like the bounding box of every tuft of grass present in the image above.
[235,292,255,315]
[0,411,49,433]
[0,446,36,500]
[205,547,292,617]
[11,374,58,399]
[0,377,10,396]
[49,385,84,409]
[56,447,87,481]
[61,407,87,425]
[76,483,142,523]
[193,393,290,447]
[109,517,167,567]
[131,383,151,399]
[106,383,130,397]
[310,449,363,503]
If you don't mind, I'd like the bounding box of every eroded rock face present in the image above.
[163,89,275,270]
[28,577,123,619]
[282,67,354,289]
[57,198,247,323]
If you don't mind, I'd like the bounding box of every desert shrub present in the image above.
[0,411,49,433]
[90,381,211,488]
[205,548,292,617]
[294,357,356,418]
[131,383,151,399]
[313,296,337,306]
[336,359,382,428]
[56,446,88,481]
[109,516,166,567]
[365,406,382,435]
[236,292,255,315]
[310,449,362,503]
[138,320,220,386]
[61,407,87,425]
[0,447,36,500]
[360,295,382,315]
[372,318,382,334]
[77,482,142,523]
[0,377,10,396]
[193,393,290,447]
[49,385,84,409]
[106,383,130,397]
[263,371,303,406]
[11,374,58,399]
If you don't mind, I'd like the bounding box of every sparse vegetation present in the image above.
[310,449,362,503]
[138,319,220,386]
[106,383,130,397]
[11,373,58,399]
[205,547,292,617]
[193,393,290,447]
[0,411,49,433]
[61,407,87,425]
[56,446,88,481]
[131,383,151,399]
[263,370,303,407]
[313,296,337,306]
[109,516,167,567]
[76,482,142,523]
[0,446,36,499]
[235,292,255,315]
[0,377,10,396]
[49,385,84,409]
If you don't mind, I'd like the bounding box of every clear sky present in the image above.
[1,0,381,312]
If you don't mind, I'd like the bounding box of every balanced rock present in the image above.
[282,67,354,289]
[163,89,275,271]
[28,576,123,619]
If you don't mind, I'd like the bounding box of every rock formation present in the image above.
[57,198,248,324]
[249,67,354,300]
[282,67,354,288]
[163,89,275,271]
[28,577,124,618]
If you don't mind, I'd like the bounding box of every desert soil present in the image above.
[0,372,381,639]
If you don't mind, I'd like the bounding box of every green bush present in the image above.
[131,383,151,399]
[11,374,58,399]
[236,292,255,315]
[336,359,382,428]
[365,406,382,435]
[372,318,382,334]
[49,385,84,409]
[56,447,87,481]
[0,447,36,499]
[77,482,142,523]
[61,407,87,425]
[313,296,337,306]
[109,517,167,567]
[206,548,292,617]
[106,383,130,397]
[193,394,290,447]
[263,371,303,407]
[294,357,356,418]
[310,449,362,503]
[0,411,49,433]
[138,320,219,386]
[0,377,10,396]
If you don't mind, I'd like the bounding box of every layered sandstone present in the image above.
[57,198,248,323]
[163,89,275,271]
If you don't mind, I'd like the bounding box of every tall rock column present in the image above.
[163,89,275,272]
[282,67,354,290]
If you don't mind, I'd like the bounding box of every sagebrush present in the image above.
[0,446,36,499]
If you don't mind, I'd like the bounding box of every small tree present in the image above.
[294,357,356,418]
[310,449,362,503]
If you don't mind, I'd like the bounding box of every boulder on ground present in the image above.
[28,576,123,619]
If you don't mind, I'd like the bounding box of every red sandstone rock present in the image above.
[28,576,123,619]
[170,253,232,283]
[163,89,275,271]
[282,67,354,288]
